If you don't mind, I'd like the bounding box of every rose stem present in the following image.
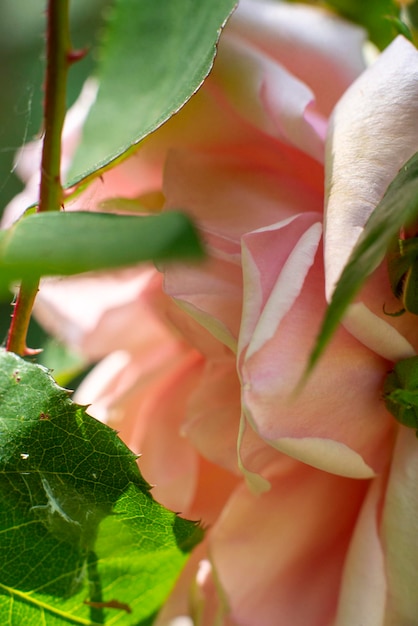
[6,0,72,355]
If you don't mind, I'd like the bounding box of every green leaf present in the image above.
[69,0,238,186]
[385,16,414,43]
[322,0,399,49]
[38,339,88,388]
[0,210,204,292]
[384,356,418,432]
[0,349,203,624]
[306,151,418,377]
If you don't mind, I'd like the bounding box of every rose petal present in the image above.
[209,459,368,625]
[324,36,418,299]
[240,213,322,359]
[240,225,394,476]
[163,146,323,349]
[334,476,387,626]
[213,34,326,161]
[381,428,418,623]
[36,267,158,360]
[230,0,367,115]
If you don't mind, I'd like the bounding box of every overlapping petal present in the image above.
[5,2,418,624]
[209,459,368,626]
[324,36,418,301]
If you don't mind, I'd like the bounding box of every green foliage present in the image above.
[0,349,203,624]
[0,210,204,294]
[69,0,238,186]
[0,0,109,215]
[384,356,418,433]
[306,150,418,376]
[38,339,88,388]
[386,236,418,315]
[323,0,400,49]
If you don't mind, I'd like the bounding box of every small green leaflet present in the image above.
[0,210,204,295]
[306,150,418,377]
[0,349,203,625]
[384,356,418,434]
[68,0,238,186]
[317,0,399,49]
[385,235,418,316]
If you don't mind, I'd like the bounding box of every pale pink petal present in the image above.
[74,350,131,422]
[213,34,326,161]
[164,253,243,353]
[36,267,158,360]
[162,295,235,361]
[181,357,241,474]
[381,428,418,623]
[334,477,386,626]
[259,56,327,162]
[324,36,418,300]
[343,303,416,362]
[336,261,418,360]
[77,342,202,514]
[230,0,367,114]
[240,228,394,477]
[209,459,368,626]
[163,146,323,348]
[163,143,323,242]
[239,213,322,359]
[128,349,202,513]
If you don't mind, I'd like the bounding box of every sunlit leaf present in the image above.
[0,349,203,624]
[0,210,204,293]
[69,0,238,185]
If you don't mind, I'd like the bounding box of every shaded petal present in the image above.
[182,358,241,474]
[324,36,418,299]
[213,34,326,161]
[332,261,418,360]
[239,213,322,359]
[209,459,368,626]
[163,143,323,242]
[240,225,394,476]
[334,477,386,626]
[229,0,367,115]
[36,267,159,360]
[163,146,323,348]
[381,428,418,623]
[76,344,202,514]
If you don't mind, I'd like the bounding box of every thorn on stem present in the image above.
[23,346,43,357]
[67,47,89,64]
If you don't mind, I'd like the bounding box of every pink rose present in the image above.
[7,1,418,624]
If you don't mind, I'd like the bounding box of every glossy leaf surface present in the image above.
[69,0,237,185]
[0,210,203,293]
[0,349,203,624]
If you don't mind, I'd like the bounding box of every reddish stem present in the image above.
[6,0,72,355]
[6,281,40,355]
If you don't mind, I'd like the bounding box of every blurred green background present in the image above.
[0,0,110,214]
[0,0,110,362]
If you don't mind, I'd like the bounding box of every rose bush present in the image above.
[6,0,418,624]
